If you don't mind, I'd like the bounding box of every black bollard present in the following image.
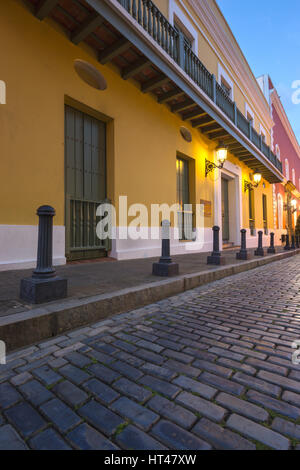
[207,226,224,265]
[284,234,290,251]
[20,206,68,304]
[254,231,265,256]
[296,235,300,249]
[267,232,276,254]
[291,235,296,250]
[236,229,248,260]
[152,220,179,277]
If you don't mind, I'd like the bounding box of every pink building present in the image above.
[258,75,300,242]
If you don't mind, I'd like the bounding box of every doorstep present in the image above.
[0,248,299,352]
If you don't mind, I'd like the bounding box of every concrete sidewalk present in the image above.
[0,245,291,317]
[0,245,299,351]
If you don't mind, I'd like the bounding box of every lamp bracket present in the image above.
[244,180,258,192]
[205,159,224,177]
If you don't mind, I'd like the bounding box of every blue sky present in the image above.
[217,0,300,143]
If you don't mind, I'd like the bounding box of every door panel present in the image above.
[262,194,268,234]
[222,178,230,242]
[75,110,84,200]
[65,105,108,261]
[176,157,193,240]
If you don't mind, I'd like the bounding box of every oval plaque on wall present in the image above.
[74,60,107,90]
[180,126,192,142]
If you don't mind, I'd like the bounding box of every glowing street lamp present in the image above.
[253,171,262,187]
[205,141,228,177]
[244,170,262,192]
[216,141,228,166]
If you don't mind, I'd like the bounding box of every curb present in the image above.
[1,249,299,352]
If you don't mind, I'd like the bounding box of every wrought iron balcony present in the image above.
[117,0,282,174]
[26,0,283,182]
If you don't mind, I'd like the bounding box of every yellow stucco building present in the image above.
[0,0,283,269]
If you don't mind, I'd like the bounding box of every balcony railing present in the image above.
[184,44,213,99]
[117,0,282,174]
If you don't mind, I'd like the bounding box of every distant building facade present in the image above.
[258,75,300,242]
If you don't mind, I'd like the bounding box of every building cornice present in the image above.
[184,0,274,131]
[271,89,300,160]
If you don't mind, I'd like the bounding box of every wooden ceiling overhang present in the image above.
[26,0,284,183]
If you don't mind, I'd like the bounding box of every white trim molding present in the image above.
[277,193,283,230]
[0,225,66,271]
[285,158,290,181]
[259,123,267,141]
[218,63,234,101]
[275,144,281,161]
[272,184,277,230]
[245,102,255,125]
[110,227,213,260]
[168,0,198,53]
[246,230,272,248]
[274,229,286,246]
[214,158,242,247]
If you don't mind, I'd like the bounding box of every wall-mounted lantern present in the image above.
[284,199,297,214]
[205,141,228,177]
[244,170,262,192]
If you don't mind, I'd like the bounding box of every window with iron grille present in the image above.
[174,23,193,49]
[65,105,108,260]
[221,79,232,98]
[176,157,193,240]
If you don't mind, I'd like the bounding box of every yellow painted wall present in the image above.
[153,0,169,16]
[0,0,273,235]
[0,0,213,227]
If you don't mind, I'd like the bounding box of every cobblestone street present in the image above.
[1,255,300,450]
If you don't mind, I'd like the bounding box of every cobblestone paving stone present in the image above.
[1,255,300,450]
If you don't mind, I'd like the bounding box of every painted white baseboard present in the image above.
[245,228,281,249]
[0,225,66,271]
[273,229,286,246]
[110,227,213,260]
[0,223,286,271]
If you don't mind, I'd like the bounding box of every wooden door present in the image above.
[221,177,230,242]
[65,105,108,261]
